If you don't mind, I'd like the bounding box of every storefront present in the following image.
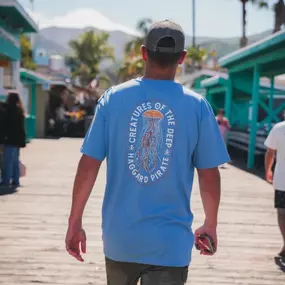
[0,0,38,99]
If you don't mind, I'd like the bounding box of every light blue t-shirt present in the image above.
[81,78,230,267]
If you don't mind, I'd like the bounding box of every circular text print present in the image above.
[127,101,176,184]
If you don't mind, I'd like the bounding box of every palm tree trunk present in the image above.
[273,0,285,33]
[240,0,248,48]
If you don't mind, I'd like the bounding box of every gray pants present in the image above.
[105,257,188,285]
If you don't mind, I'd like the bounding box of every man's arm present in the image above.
[69,154,102,225]
[264,127,277,184]
[265,148,276,183]
[66,155,102,262]
[65,90,109,262]
[195,167,221,255]
[197,167,221,227]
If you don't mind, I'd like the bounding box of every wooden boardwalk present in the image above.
[0,139,284,285]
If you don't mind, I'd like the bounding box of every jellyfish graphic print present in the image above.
[136,110,164,173]
[127,101,176,185]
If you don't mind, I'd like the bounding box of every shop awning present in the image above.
[0,0,38,33]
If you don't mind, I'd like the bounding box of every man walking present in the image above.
[66,20,229,284]
[265,112,285,259]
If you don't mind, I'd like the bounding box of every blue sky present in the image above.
[19,0,274,38]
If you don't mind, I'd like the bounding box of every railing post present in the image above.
[225,76,233,124]
[268,75,275,128]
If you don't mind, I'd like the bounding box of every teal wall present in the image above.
[231,100,250,128]
[0,18,20,61]
[213,95,225,112]
[0,37,20,61]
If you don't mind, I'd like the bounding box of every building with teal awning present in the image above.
[200,30,285,169]
[0,0,38,99]
[20,68,72,140]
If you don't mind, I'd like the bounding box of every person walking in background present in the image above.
[0,92,26,188]
[55,103,68,137]
[216,109,231,141]
[66,20,229,284]
[264,112,285,260]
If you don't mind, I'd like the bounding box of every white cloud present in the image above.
[26,8,139,36]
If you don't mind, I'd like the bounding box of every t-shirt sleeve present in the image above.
[80,89,110,161]
[193,99,230,169]
[264,127,277,150]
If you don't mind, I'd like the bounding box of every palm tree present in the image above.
[272,0,285,32]
[186,46,208,70]
[124,18,153,54]
[20,35,36,70]
[237,0,268,47]
[118,56,144,81]
[119,18,153,81]
[65,31,114,86]
[251,0,285,33]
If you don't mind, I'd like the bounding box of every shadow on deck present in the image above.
[228,146,267,180]
[0,186,19,196]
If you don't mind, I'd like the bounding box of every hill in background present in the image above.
[34,26,272,63]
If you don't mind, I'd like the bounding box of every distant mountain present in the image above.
[33,26,272,66]
[198,30,272,58]
[34,27,134,61]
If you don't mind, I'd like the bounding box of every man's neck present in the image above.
[143,67,176,81]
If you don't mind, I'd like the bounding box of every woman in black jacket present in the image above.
[0,102,6,144]
[1,92,26,187]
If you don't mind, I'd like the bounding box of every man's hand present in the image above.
[65,224,86,262]
[65,155,102,262]
[266,170,273,184]
[195,222,217,256]
[196,167,220,256]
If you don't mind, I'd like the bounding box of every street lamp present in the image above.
[192,0,196,47]
[30,0,34,12]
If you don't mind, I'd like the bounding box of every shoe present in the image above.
[0,183,11,188]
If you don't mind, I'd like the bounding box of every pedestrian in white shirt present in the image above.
[264,111,285,259]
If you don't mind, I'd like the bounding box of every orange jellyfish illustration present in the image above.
[136,110,164,173]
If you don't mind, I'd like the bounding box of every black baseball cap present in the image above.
[145,20,185,54]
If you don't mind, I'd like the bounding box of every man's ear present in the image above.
[141,45,148,62]
[178,50,187,65]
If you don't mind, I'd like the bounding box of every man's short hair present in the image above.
[146,37,183,67]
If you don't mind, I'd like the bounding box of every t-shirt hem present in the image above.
[195,156,230,169]
[104,252,191,268]
[80,148,105,161]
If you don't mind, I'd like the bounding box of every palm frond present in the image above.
[65,30,115,87]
